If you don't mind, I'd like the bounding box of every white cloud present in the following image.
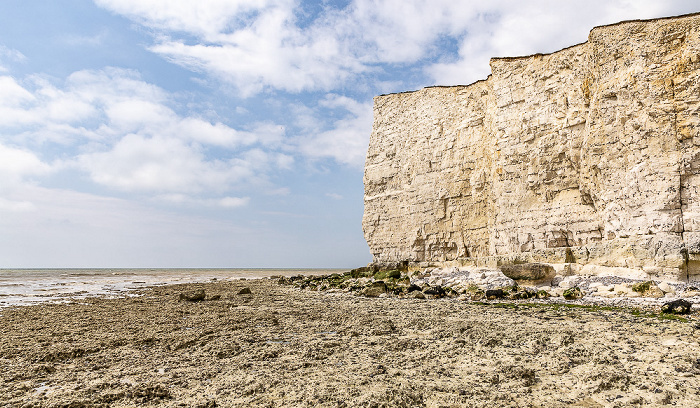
[0,68,290,198]
[425,0,698,85]
[95,0,700,95]
[296,95,372,167]
[94,0,289,38]
[155,193,250,208]
[0,46,26,72]
[0,197,35,212]
[0,143,52,184]
[218,196,250,208]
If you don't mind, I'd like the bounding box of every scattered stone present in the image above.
[658,282,675,294]
[407,284,422,293]
[536,290,550,299]
[661,299,692,315]
[408,291,426,299]
[563,287,583,300]
[422,286,445,297]
[238,287,252,295]
[179,289,206,302]
[557,276,580,290]
[486,289,505,300]
[469,290,485,301]
[645,285,665,298]
[632,281,652,293]
[361,281,387,298]
[631,281,664,298]
[499,263,555,282]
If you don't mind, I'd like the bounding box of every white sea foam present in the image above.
[0,268,341,307]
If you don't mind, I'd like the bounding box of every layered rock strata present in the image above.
[363,13,700,282]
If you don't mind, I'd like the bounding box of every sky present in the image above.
[0,1,698,268]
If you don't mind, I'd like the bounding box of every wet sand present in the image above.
[1,279,699,407]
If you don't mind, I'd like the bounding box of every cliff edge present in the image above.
[363,13,700,282]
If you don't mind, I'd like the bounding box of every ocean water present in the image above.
[0,268,344,308]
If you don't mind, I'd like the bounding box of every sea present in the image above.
[0,268,345,308]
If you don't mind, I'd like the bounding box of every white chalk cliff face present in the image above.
[363,13,700,282]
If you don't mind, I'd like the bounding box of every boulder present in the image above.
[661,299,692,315]
[631,281,664,298]
[408,291,426,299]
[361,281,387,297]
[407,284,422,293]
[238,287,252,295]
[485,289,506,300]
[499,263,555,282]
[179,289,206,302]
[658,282,675,294]
[422,285,446,297]
[536,290,550,299]
[563,287,583,300]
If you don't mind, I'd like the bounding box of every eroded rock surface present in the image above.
[364,13,700,282]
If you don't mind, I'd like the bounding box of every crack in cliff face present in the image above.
[670,75,690,281]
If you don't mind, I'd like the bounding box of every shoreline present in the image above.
[2,278,700,407]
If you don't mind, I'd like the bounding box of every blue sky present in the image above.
[0,0,697,268]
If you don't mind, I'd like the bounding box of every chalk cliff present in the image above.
[363,13,700,282]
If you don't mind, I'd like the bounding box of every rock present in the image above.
[238,287,252,295]
[563,287,583,300]
[407,284,422,293]
[408,291,425,299]
[499,263,555,282]
[661,299,692,315]
[658,282,675,294]
[362,14,700,283]
[558,277,580,290]
[632,281,653,293]
[374,269,402,280]
[361,281,387,297]
[179,289,206,302]
[631,281,664,298]
[485,289,506,300]
[550,288,564,297]
[508,287,537,300]
[469,290,485,301]
[645,286,665,298]
[536,290,550,299]
[422,285,446,297]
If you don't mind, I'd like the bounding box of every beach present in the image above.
[1,278,700,407]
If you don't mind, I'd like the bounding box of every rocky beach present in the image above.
[1,276,699,407]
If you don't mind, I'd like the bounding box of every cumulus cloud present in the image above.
[95,0,699,94]
[0,68,289,200]
[295,95,372,167]
[0,143,52,185]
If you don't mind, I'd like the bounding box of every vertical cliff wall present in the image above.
[363,13,700,282]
